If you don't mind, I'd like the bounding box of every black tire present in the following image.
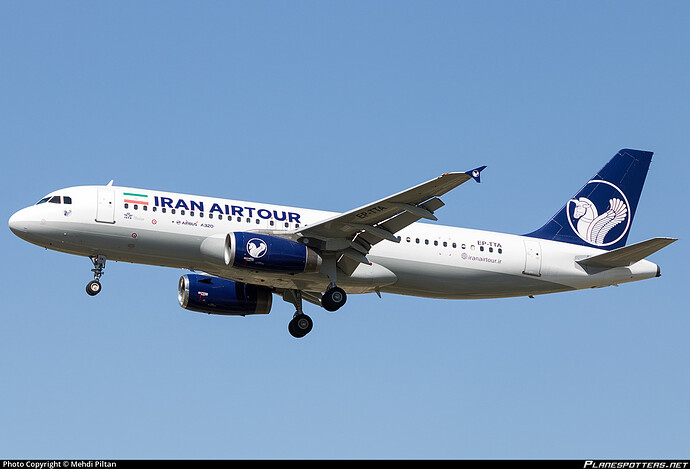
[288,314,313,338]
[322,287,347,312]
[86,280,102,296]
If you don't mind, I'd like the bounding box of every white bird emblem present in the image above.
[247,239,268,258]
[571,197,628,245]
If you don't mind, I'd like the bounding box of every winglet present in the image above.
[465,166,487,183]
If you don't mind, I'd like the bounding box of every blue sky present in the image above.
[1,1,688,459]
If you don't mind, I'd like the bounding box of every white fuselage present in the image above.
[8,185,660,299]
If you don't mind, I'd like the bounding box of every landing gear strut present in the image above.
[283,290,313,338]
[320,254,347,312]
[86,255,106,296]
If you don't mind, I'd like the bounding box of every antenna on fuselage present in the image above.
[106,180,114,187]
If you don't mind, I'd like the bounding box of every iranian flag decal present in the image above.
[124,192,149,205]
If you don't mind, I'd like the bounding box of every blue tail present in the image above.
[525,149,653,251]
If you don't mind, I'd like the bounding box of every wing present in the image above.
[287,166,486,275]
[591,198,628,245]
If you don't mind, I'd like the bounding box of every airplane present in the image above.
[8,149,677,338]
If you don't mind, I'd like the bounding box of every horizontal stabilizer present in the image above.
[577,237,677,268]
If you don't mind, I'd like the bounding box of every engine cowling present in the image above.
[227,232,321,273]
[178,274,272,316]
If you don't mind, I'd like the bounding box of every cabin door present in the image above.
[523,239,542,277]
[96,189,116,224]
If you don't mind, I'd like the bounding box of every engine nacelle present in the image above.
[178,274,272,316]
[228,232,321,273]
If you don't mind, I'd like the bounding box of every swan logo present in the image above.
[246,238,268,258]
[566,180,630,247]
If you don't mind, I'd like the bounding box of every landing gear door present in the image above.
[96,189,116,224]
[523,239,542,277]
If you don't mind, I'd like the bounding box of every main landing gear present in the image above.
[86,255,106,296]
[284,290,312,339]
[283,285,348,338]
[321,285,347,312]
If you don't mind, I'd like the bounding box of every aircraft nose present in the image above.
[8,208,30,237]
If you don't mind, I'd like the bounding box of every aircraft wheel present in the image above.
[86,280,102,296]
[288,314,313,338]
[322,287,347,312]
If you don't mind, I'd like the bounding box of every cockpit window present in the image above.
[35,195,73,205]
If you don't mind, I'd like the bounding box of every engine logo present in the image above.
[246,238,268,258]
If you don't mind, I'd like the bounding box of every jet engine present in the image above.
[178,274,272,316]
[200,232,322,273]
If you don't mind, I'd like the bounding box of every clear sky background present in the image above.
[1,1,688,459]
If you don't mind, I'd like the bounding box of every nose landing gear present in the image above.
[86,255,106,296]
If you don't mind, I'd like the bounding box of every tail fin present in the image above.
[525,149,653,251]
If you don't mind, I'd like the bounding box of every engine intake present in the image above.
[178,274,272,316]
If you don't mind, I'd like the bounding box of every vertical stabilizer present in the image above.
[525,149,653,251]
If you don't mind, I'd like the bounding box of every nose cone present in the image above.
[8,208,31,238]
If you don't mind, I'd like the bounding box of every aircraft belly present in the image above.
[203,262,398,295]
[376,257,574,299]
[34,221,205,269]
